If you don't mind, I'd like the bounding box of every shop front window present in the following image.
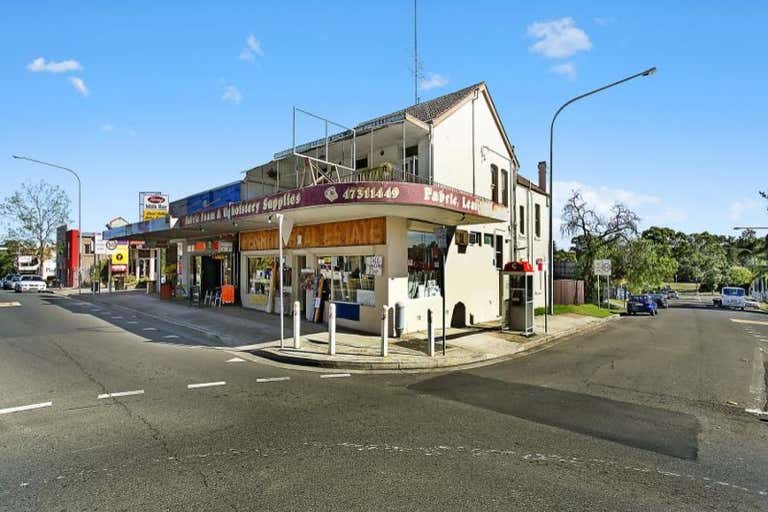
[246,256,275,305]
[407,230,442,299]
[318,255,377,306]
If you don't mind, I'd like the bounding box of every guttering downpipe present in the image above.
[471,88,478,195]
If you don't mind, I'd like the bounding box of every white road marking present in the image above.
[0,401,53,415]
[0,301,21,308]
[226,357,246,363]
[163,335,180,339]
[142,327,157,331]
[256,377,290,383]
[111,315,124,319]
[187,381,226,389]
[126,321,139,324]
[97,390,144,399]
[732,318,768,326]
[320,373,351,379]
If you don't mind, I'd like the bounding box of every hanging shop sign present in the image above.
[213,241,233,252]
[181,182,502,227]
[240,217,387,251]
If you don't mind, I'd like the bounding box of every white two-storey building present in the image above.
[105,82,550,335]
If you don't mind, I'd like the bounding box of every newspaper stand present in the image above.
[501,261,535,336]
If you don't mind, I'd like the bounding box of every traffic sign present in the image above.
[593,259,611,276]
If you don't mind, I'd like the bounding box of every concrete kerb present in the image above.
[251,314,622,374]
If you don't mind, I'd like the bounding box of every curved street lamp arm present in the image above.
[11,155,81,187]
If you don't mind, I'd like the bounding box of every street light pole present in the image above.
[548,67,656,314]
[12,155,83,294]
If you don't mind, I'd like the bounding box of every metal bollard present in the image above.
[328,303,336,355]
[427,308,435,357]
[381,305,389,357]
[293,301,301,349]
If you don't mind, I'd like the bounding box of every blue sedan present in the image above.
[627,294,658,316]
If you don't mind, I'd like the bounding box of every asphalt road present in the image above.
[1,291,767,511]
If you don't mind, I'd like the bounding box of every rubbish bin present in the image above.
[394,301,406,338]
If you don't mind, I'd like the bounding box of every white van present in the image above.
[719,287,746,310]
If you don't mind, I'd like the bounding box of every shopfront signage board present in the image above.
[181,182,502,228]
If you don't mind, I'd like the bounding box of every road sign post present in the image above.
[593,259,611,308]
[435,226,449,355]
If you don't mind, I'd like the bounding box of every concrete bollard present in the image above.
[427,308,435,357]
[381,305,389,357]
[328,303,336,355]
[293,301,301,349]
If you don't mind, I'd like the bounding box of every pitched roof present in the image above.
[357,82,484,129]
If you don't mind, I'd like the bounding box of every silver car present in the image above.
[14,275,47,293]
[4,274,21,290]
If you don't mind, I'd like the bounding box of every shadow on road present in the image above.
[37,294,225,347]
[410,373,701,460]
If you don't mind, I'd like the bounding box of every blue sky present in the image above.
[1,1,766,243]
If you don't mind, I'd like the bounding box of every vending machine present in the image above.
[501,261,535,336]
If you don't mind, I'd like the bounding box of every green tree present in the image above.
[613,239,678,293]
[0,181,70,274]
[726,266,753,288]
[561,190,640,296]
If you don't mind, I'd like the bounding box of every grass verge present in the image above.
[535,304,617,318]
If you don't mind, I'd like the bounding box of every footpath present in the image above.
[59,289,620,372]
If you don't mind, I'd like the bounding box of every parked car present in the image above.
[14,275,47,293]
[627,294,658,316]
[714,287,746,310]
[666,290,680,300]
[650,292,669,309]
[3,274,22,290]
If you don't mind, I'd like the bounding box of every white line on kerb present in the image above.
[0,401,53,415]
[257,377,291,383]
[320,373,351,379]
[187,381,226,389]
[97,390,144,399]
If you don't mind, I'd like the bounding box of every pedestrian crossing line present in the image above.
[0,301,21,308]
[0,401,53,415]
[187,381,226,389]
[256,377,290,383]
[97,390,144,399]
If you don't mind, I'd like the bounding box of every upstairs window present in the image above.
[519,205,525,235]
[491,164,499,203]
[355,156,368,170]
[535,204,541,238]
[501,169,509,206]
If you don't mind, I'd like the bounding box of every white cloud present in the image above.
[419,72,448,91]
[100,123,114,133]
[239,34,263,61]
[550,62,576,79]
[222,85,242,104]
[728,198,760,221]
[527,17,592,59]
[554,180,660,217]
[68,76,89,96]
[27,57,82,73]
